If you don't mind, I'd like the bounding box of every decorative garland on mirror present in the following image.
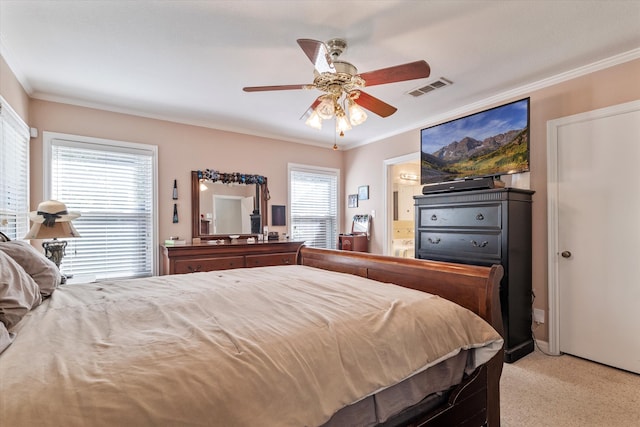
[198,169,270,200]
[198,169,265,185]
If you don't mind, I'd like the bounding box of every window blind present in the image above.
[289,165,338,249]
[0,98,30,240]
[48,138,156,279]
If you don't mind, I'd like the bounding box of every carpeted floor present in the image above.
[500,349,640,426]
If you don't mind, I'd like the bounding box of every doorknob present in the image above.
[561,251,572,258]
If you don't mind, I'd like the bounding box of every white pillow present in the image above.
[0,251,42,328]
[0,240,62,296]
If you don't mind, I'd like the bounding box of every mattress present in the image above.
[0,265,502,426]
[323,349,469,426]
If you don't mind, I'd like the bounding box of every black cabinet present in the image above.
[415,188,534,363]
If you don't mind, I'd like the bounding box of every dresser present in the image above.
[338,234,369,252]
[414,188,534,362]
[338,214,371,253]
[161,240,305,275]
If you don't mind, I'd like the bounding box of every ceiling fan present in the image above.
[243,38,430,135]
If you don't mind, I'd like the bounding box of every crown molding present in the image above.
[347,48,640,151]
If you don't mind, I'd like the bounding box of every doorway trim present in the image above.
[383,152,420,256]
[546,99,640,355]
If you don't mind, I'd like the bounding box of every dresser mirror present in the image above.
[191,170,268,240]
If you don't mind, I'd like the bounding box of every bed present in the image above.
[0,244,504,427]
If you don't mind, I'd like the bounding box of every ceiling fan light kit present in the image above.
[348,97,368,126]
[243,38,430,138]
[305,110,323,130]
[316,95,336,119]
[335,109,352,135]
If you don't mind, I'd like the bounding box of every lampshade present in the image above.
[335,112,352,134]
[316,96,335,120]
[24,221,80,239]
[305,110,323,130]
[348,100,368,126]
[24,200,81,273]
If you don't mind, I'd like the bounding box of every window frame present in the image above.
[43,131,159,277]
[0,96,30,240]
[287,163,340,249]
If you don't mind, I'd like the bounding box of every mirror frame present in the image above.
[191,170,268,240]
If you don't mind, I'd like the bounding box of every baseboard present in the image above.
[534,339,549,354]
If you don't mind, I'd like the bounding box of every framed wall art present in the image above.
[358,185,369,200]
[272,205,286,226]
[348,194,358,208]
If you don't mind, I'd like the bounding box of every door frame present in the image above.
[383,152,420,256]
[546,99,640,356]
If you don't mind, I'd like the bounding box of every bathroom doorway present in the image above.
[384,153,422,258]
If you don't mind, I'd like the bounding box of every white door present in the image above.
[550,101,640,373]
[213,196,243,234]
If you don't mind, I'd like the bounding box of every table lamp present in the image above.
[24,200,81,269]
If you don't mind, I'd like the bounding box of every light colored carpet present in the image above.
[500,349,640,426]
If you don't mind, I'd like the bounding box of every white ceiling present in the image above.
[1,1,639,150]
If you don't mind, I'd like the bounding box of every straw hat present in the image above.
[29,200,80,226]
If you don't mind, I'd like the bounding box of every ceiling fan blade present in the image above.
[358,60,430,87]
[243,84,308,92]
[300,97,323,120]
[353,91,397,118]
[297,39,335,74]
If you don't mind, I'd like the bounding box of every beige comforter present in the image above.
[0,265,502,426]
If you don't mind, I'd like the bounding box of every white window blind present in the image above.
[0,98,29,240]
[289,165,338,249]
[47,136,157,279]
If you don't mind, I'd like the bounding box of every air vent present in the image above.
[408,77,453,97]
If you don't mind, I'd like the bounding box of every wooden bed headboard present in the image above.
[297,247,504,337]
[297,247,505,426]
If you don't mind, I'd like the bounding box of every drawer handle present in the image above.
[430,214,438,221]
[283,259,290,264]
[476,213,484,221]
[471,240,489,248]
[187,264,202,273]
[427,237,441,244]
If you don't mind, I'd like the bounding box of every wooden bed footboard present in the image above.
[296,247,504,427]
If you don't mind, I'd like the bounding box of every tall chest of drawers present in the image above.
[414,188,534,362]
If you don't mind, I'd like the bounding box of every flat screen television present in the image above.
[420,98,530,185]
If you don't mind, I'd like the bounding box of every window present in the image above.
[0,97,29,240]
[44,133,158,279]
[288,164,339,249]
